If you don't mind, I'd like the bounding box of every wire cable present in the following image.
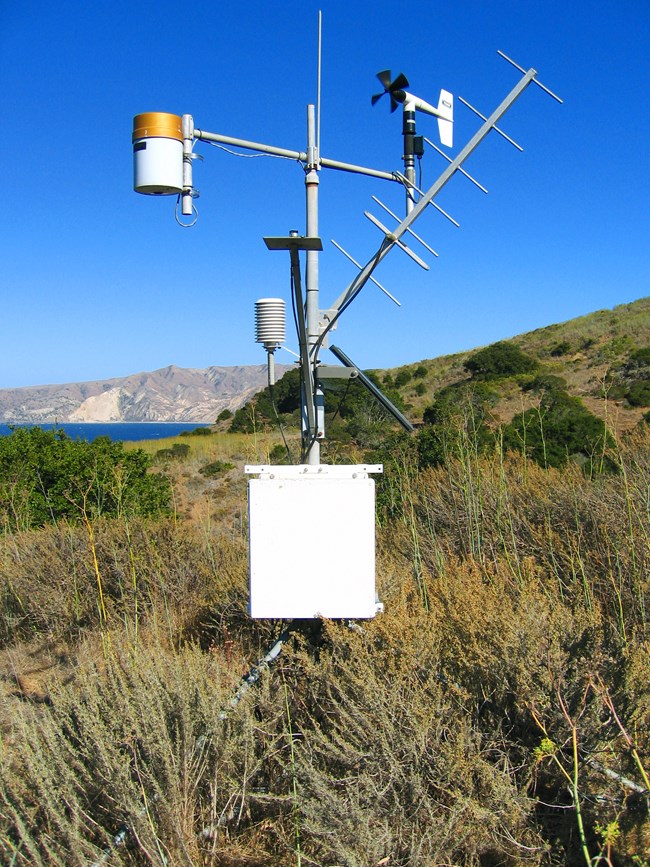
[204,140,305,167]
[313,239,390,358]
[174,195,198,227]
[267,380,294,464]
[289,260,313,462]
[329,377,353,423]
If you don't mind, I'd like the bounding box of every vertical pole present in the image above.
[402,107,416,215]
[181,114,194,216]
[305,104,321,464]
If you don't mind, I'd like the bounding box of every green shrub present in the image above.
[503,391,614,471]
[268,443,291,464]
[228,405,256,433]
[394,369,412,388]
[229,369,302,433]
[413,364,428,378]
[198,459,235,478]
[626,378,650,407]
[216,408,233,422]
[171,443,190,459]
[629,346,650,367]
[464,341,539,378]
[180,426,212,436]
[419,382,497,468]
[523,373,568,394]
[549,340,571,357]
[0,427,170,529]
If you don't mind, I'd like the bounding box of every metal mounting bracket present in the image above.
[316,365,358,380]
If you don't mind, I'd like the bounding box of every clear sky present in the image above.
[1,0,648,388]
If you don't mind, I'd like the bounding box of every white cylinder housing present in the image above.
[255,298,286,348]
[133,112,183,195]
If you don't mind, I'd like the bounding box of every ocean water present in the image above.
[0,422,209,443]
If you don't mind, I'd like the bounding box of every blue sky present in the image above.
[1,0,648,388]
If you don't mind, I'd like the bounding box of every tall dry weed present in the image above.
[0,634,291,865]
[0,516,250,648]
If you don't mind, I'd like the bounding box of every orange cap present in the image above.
[132,112,183,143]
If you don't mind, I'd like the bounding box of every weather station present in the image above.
[132,19,561,624]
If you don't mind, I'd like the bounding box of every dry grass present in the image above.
[1,425,650,864]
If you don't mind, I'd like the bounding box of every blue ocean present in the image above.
[0,423,209,443]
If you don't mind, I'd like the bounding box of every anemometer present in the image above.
[132,20,561,620]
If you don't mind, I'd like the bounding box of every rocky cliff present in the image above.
[0,364,290,424]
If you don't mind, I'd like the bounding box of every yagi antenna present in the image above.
[423,138,488,194]
[364,211,430,270]
[330,239,401,306]
[372,196,439,257]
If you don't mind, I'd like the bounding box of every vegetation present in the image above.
[503,390,614,471]
[0,426,170,530]
[1,299,650,864]
[179,425,214,436]
[463,341,539,378]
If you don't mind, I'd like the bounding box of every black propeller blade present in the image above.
[372,69,409,112]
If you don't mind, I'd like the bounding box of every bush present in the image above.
[503,391,614,471]
[549,340,571,357]
[464,341,539,379]
[626,378,650,407]
[523,373,568,395]
[0,427,170,529]
[418,382,497,468]
[198,459,235,478]
[228,369,302,433]
[228,405,257,433]
[394,369,412,388]
[629,346,650,367]
[268,443,291,464]
[3,428,650,863]
[0,639,263,865]
[180,426,212,437]
[216,408,233,421]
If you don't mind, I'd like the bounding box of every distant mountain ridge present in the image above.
[0,364,290,424]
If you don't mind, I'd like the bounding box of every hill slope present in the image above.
[0,363,290,424]
[381,296,650,433]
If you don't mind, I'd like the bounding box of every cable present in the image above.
[174,195,198,227]
[313,239,390,358]
[267,380,294,464]
[204,140,304,166]
[329,377,353,423]
[395,172,417,208]
[289,258,318,463]
[289,261,301,347]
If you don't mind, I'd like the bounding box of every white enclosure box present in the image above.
[246,464,383,619]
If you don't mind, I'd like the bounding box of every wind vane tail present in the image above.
[437,89,454,147]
